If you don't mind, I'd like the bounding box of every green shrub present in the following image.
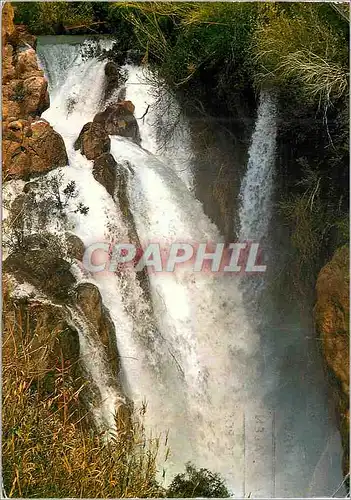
[166,462,230,498]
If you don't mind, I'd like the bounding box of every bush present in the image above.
[167,462,229,498]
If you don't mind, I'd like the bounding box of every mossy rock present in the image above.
[4,230,77,301]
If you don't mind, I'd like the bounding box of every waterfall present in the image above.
[239,90,277,241]
[36,38,344,497]
[123,64,194,191]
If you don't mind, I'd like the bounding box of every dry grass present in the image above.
[2,283,164,498]
[279,50,348,104]
[253,4,349,106]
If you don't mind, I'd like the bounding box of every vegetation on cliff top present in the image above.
[14,2,349,105]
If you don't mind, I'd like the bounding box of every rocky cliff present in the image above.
[315,246,350,479]
[2,3,67,180]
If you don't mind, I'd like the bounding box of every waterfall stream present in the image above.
[36,37,344,497]
[239,90,277,241]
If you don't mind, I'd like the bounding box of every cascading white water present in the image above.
[239,90,277,241]
[122,65,195,191]
[36,38,344,498]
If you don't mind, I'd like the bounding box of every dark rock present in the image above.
[74,121,110,161]
[75,282,120,376]
[65,233,85,261]
[116,165,152,300]
[4,233,76,301]
[93,152,117,196]
[23,179,40,193]
[73,122,91,151]
[93,100,140,144]
[117,86,127,101]
[104,61,119,100]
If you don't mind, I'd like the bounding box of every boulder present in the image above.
[2,120,68,180]
[93,152,117,196]
[29,120,67,165]
[93,100,140,144]
[21,75,50,116]
[74,122,110,161]
[73,122,91,151]
[315,245,349,477]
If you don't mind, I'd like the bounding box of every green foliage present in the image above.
[14,2,349,107]
[120,2,349,108]
[14,2,95,35]
[279,160,349,287]
[123,2,258,92]
[166,462,230,498]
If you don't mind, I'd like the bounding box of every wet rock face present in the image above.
[94,101,140,143]
[315,246,350,477]
[2,224,86,302]
[4,245,76,302]
[93,152,117,196]
[74,99,140,167]
[65,233,86,262]
[75,282,120,377]
[74,99,140,196]
[2,4,67,180]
